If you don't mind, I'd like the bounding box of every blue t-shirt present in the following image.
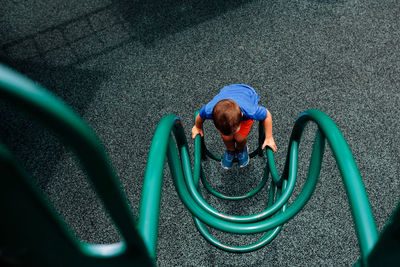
[199,84,267,121]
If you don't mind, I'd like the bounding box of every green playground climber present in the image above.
[192,84,277,169]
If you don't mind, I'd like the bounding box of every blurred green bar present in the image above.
[0,64,152,265]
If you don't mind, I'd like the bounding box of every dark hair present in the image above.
[212,99,242,135]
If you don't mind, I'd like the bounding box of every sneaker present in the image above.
[237,146,249,168]
[221,150,235,169]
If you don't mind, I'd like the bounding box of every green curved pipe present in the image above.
[140,109,377,259]
[179,141,294,223]
[199,162,268,200]
[1,63,378,264]
[168,123,323,230]
[193,180,288,253]
[0,64,152,265]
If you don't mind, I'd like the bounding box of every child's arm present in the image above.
[192,113,205,139]
[261,109,277,152]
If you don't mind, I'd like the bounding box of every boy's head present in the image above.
[212,99,242,136]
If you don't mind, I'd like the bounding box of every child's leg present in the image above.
[221,134,235,151]
[234,120,254,168]
[221,134,236,169]
[234,119,254,147]
[221,120,254,150]
[234,134,247,150]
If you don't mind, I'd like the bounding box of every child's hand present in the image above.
[192,126,204,139]
[262,137,277,152]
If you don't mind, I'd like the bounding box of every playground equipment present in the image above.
[0,63,399,266]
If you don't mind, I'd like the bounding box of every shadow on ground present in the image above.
[0,0,255,189]
[0,57,107,188]
[1,0,253,65]
[113,0,252,46]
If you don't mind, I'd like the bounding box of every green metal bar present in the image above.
[267,149,282,185]
[193,184,286,253]
[188,135,298,224]
[0,64,152,265]
[140,108,374,255]
[184,130,298,224]
[137,115,179,259]
[173,112,375,258]
[296,110,378,258]
[199,162,268,200]
[171,124,323,235]
[0,141,84,264]
[193,110,269,200]
[192,177,287,253]
[166,129,284,252]
[365,199,400,266]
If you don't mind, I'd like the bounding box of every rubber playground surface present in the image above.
[1,0,399,266]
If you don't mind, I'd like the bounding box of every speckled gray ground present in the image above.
[1,0,399,266]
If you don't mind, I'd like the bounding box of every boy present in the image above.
[192,84,277,169]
